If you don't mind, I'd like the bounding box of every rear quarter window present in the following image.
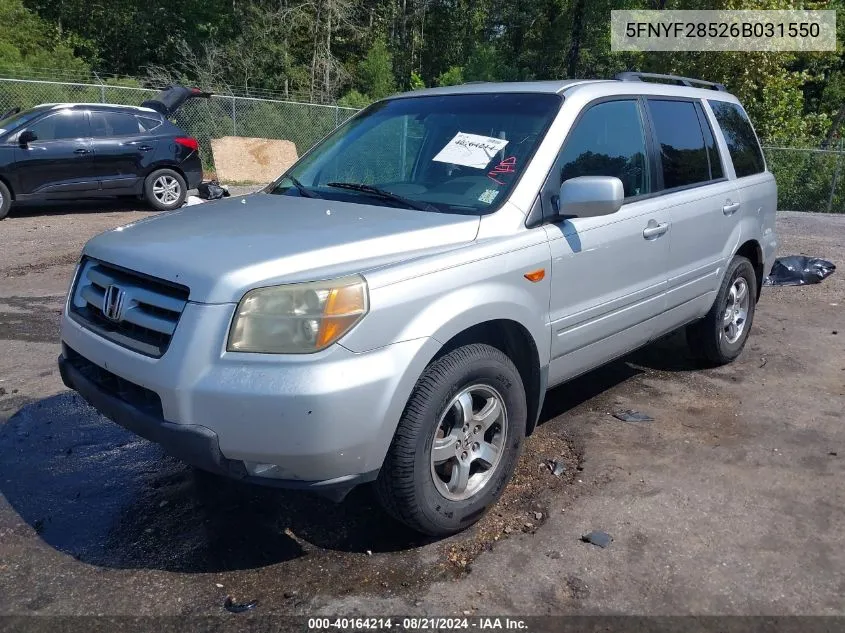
[708,101,765,178]
[138,116,162,132]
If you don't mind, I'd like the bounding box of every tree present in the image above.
[437,65,464,86]
[338,88,372,107]
[359,37,395,99]
[0,0,89,74]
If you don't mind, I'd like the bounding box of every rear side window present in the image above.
[556,99,651,198]
[647,99,713,190]
[90,111,143,137]
[137,116,162,132]
[708,100,765,177]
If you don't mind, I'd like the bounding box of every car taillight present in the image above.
[175,137,199,151]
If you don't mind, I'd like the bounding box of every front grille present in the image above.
[69,258,190,357]
[64,345,163,419]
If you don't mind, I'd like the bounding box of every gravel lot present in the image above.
[0,198,842,617]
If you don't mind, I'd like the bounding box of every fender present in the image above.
[342,240,552,367]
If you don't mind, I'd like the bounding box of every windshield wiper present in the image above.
[326,182,439,212]
[279,174,321,198]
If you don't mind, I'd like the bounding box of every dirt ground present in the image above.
[0,198,842,617]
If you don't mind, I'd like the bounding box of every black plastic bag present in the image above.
[764,256,836,287]
[197,180,230,200]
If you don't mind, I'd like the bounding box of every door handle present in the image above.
[722,201,741,215]
[74,148,90,154]
[643,221,669,240]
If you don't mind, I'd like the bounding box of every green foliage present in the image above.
[437,65,465,87]
[338,89,373,108]
[359,38,396,100]
[8,0,843,153]
[409,71,426,91]
[0,0,89,74]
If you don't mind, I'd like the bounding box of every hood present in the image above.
[83,194,480,303]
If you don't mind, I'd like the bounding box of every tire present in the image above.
[376,343,527,536]
[686,255,757,365]
[144,168,186,211]
[0,180,11,220]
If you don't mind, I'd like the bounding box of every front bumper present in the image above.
[59,301,438,493]
[57,351,374,498]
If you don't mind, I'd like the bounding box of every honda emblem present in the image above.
[103,285,127,322]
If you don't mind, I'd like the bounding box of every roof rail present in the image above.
[615,71,727,92]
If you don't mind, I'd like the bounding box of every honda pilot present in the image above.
[58,73,777,535]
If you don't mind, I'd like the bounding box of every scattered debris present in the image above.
[534,511,543,521]
[581,530,613,549]
[158,500,168,508]
[759,357,768,368]
[215,583,224,588]
[503,526,512,534]
[365,550,372,556]
[523,522,534,530]
[197,180,230,201]
[833,331,839,335]
[0,387,5,396]
[546,551,562,559]
[543,459,567,477]
[223,596,258,614]
[764,256,835,286]
[612,409,654,423]
[829,452,838,457]
[182,195,205,207]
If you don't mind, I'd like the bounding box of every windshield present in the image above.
[269,92,562,214]
[0,108,45,136]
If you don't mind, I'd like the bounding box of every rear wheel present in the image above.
[0,180,11,220]
[376,343,527,536]
[687,255,757,365]
[144,168,186,211]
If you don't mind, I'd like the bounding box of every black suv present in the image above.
[0,86,208,220]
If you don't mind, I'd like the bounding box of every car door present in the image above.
[642,98,741,336]
[542,98,670,386]
[88,110,158,192]
[12,109,95,196]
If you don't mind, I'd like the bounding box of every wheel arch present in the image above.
[0,174,15,200]
[145,162,188,184]
[735,239,764,300]
[430,319,545,437]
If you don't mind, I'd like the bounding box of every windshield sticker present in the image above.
[432,132,509,169]
[487,156,517,185]
[478,189,500,205]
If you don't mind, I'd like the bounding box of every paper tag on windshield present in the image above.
[432,132,509,169]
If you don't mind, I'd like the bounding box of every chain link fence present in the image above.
[762,144,845,213]
[1,76,845,211]
[0,77,359,173]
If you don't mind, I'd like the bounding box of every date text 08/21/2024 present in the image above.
[307,617,529,630]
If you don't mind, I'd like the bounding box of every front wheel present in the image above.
[144,168,186,211]
[0,180,11,220]
[686,255,757,365]
[376,343,527,536]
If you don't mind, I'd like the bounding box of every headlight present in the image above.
[227,275,368,353]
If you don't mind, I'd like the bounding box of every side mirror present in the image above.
[18,130,36,146]
[557,176,624,218]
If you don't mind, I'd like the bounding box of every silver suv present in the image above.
[59,73,777,535]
